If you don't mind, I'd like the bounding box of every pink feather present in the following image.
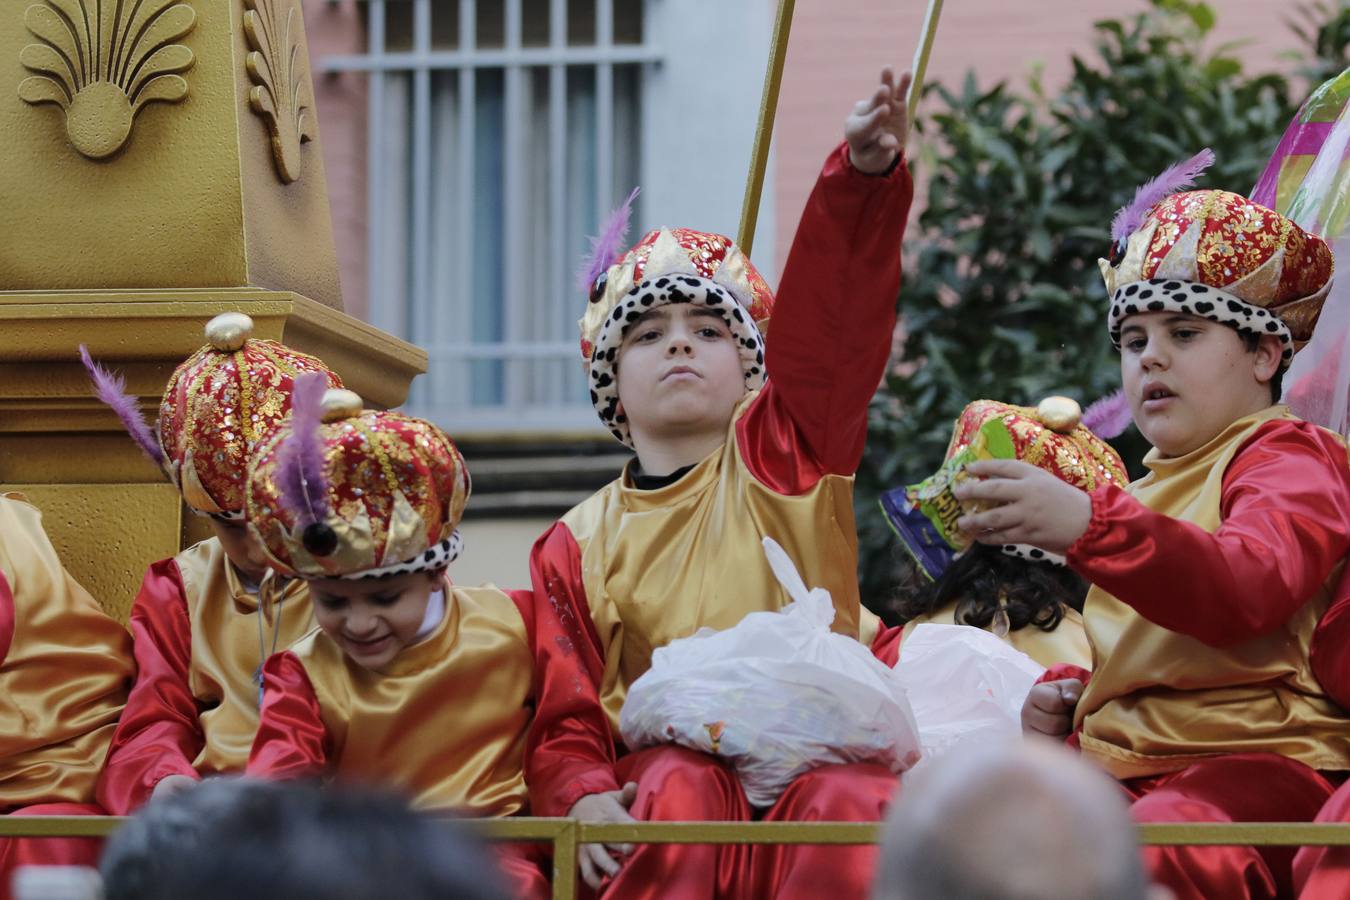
[1081,389,1133,439]
[1110,148,1216,243]
[275,372,330,527]
[576,186,641,294]
[79,344,164,466]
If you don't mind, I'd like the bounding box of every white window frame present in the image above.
[322,0,661,434]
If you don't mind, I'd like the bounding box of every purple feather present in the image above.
[1081,389,1133,439]
[1110,148,1216,243]
[79,344,164,466]
[576,186,640,294]
[275,372,330,528]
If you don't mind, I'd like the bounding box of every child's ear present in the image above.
[1253,333,1283,384]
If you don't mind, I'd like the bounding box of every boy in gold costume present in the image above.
[86,314,341,814]
[958,152,1350,900]
[245,382,619,900]
[0,496,132,900]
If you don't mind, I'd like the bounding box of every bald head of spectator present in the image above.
[875,741,1169,900]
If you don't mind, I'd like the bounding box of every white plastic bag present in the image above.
[619,538,922,807]
[894,623,1044,764]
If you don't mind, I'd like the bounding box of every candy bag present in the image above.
[618,538,922,806]
[881,416,1017,579]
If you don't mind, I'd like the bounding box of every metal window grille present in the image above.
[323,0,657,433]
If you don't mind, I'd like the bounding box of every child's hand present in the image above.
[1022,678,1083,738]
[953,459,1093,555]
[568,782,639,890]
[845,67,912,174]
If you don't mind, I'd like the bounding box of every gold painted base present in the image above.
[4,484,183,623]
[0,288,427,622]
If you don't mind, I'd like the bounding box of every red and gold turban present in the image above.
[579,227,775,446]
[1102,188,1334,369]
[247,387,470,579]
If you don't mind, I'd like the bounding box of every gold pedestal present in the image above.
[0,291,427,622]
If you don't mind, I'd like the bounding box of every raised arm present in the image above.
[742,68,914,484]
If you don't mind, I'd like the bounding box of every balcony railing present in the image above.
[6,817,1350,900]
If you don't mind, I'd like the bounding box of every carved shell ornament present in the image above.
[17,0,196,159]
[243,0,313,183]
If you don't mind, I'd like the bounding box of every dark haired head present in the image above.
[101,779,507,900]
[894,542,1088,633]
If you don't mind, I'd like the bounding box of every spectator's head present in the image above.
[101,778,507,900]
[875,741,1168,900]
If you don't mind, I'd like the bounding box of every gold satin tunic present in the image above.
[177,539,313,773]
[0,494,132,808]
[562,392,870,730]
[295,584,533,815]
[901,603,1092,670]
[1076,409,1350,779]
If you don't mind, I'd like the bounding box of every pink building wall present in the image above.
[304,0,370,321]
[301,1,1310,319]
[772,0,1310,269]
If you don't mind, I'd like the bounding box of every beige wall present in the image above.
[451,517,555,589]
[771,0,1310,270]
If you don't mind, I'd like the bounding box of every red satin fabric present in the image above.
[0,803,105,900]
[0,570,13,666]
[247,651,330,778]
[594,747,752,900]
[1125,753,1335,900]
[509,588,620,818]
[97,558,203,814]
[1293,777,1350,898]
[737,144,913,491]
[1311,564,1350,709]
[497,842,552,900]
[870,625,901,667]
[1069,420,1350,647]
[751,763,896,900]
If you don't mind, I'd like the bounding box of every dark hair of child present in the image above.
[894,542,1089,633]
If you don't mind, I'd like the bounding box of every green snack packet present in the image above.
[905,417,1017,551]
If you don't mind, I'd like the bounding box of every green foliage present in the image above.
[857,0,1350,620]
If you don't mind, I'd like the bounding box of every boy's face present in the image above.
[614,304,746,446]
[209,518,271,586]
[308,570,442,670]
[1120,312,1281,458]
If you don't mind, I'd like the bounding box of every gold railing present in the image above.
[5,818,1350,900]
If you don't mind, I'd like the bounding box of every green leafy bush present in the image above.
[859,0,1349,619]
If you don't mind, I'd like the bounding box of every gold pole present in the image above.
[907,0,946,128]
[736,0,798,255]
[736,0,947,255]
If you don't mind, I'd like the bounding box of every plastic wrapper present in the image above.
[1252,66,1350,438]
[894,623,1044,765]
[880,417,1016,580]
[619,538,922,807]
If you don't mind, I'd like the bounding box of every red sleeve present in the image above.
[95,559,203,814]
[522,524,621,817]
[1032,664,1091,750]
[738,142,913,491]
[871,624,902,667]
[1035,663,1092,687]
[246,651,331,780]
[0,569,13,665]
[1067,419,1350,648]
[1312,565,1350,710]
